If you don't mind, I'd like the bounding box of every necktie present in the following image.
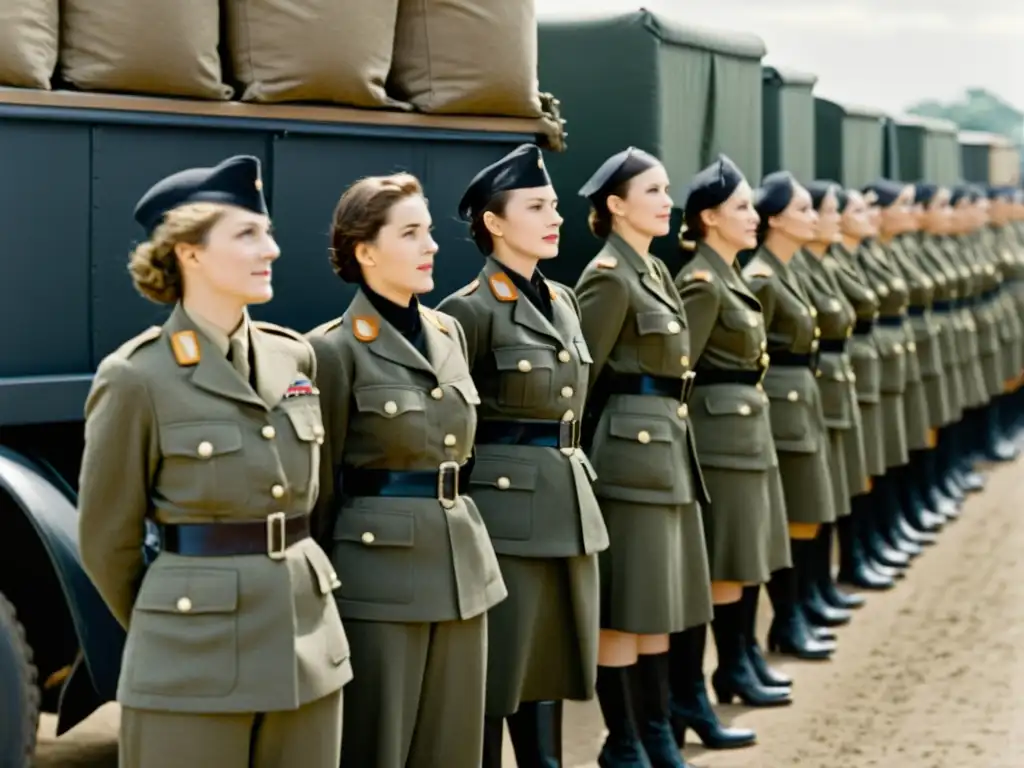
[228,337,250,384]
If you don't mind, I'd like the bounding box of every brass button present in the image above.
[197,441,213,458]
[667,320,681,334]
[829,299,841,311]
[907,342,917,352]
[846,327,853,337]
[313,424,325,438]
[517,359,532,373]
[787,390,799,402]
[878,285,890,296]
[677,404,689,418]
[894,343,904,354]
[893,278,906,289]
[834,372,846,382]
[637,430,651,444]
[176,596,192,613]
[261,425,276,439]
[384,400,398,415]
[680,355,690,367]
[814,327,822,339]
[271,484,285,499]
[562,409,575,422]
[760,353,770,367]
[747,313,758,327]
[810,307,818,318]
[496,477,511,490]
[811,340,820,352]
[850,372,857,382]
[444,434,457,447]
[760,340,767,351]
[558,350,571,363]
[361,531,375,544]
[560,386,574,398]
[431,387,444,400]
[866,289,876,300]
[738,404,752,416]
[316,437,325,445]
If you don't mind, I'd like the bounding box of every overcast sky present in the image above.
[537,0,1023,114]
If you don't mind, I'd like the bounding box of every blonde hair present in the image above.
[128,203,226,304]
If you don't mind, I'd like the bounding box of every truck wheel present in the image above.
[0,593,39,767]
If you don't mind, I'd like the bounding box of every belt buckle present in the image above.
[680,371,696,404]
[266,511,287,561]
[558,420,579,455]
[437,460,460,509]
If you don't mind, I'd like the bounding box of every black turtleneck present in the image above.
[496,259,554,321]
[361,281,428,356]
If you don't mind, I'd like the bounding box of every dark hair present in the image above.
[678,210,705,251]
[329,172,425,283]
[468,191,511,255]
[587,178,632,239]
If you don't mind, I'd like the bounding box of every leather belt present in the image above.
[818,339,847,354]
[908,306,927,317]
[340,463,469,509]
[694,368,763,387]
[877,315,906,327]
[770,351,817,367]
[605,372,696,404]
[475,418,580,454]
[159,513,310,560]
[932,299,955,313]
[853,318,874,335]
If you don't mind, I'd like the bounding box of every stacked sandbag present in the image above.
[224,0,400,108]
[59,0,231,99]
[390,0,543,117]
[0,0,58,89]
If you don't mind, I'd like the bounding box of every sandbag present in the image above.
[390,0,543,117]
[0,0,58,89]
[60,0,231,100]
[225,0,399,107]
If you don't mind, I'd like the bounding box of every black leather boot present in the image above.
[739,585,792,687]
[983,399,1018,462]
[877,474,923,558]
[710,600,792,706]
[922,441,959,523]
[861,482,912,569]
[482,715,506,768]
[668,625,757,750]
[936,425,966,504]
[956,416,985,492]
[595,665,652,768]
[815,523,865,609]
[632,654,690,767]
[897,460,939,543]
[836,501,896,591]
[508,701,563,768]
[796,537,851,627]
[766,566,835,660]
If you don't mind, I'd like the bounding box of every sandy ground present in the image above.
[34,458,1024,767]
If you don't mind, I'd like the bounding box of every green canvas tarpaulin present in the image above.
[891,114,961,185]
[814,97,887,189]
[959,130,1020,185]
[537,9,766,278]
[959,131,992,183]
[762,65,817,181]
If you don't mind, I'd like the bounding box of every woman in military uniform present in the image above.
[436,144,609,768]
[741,171,843,656]
[572,147,731,768]
[77,156,351,768]
[792,181,869,615]
[307,173,507,768]
[672,156,797,713]
[829,189,898,591]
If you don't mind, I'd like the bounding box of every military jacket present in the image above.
[307,290,507,624]
[77,304,351,714]
[574,232,708,504]
[674,243,777,472]
[743,247,827,454]
[437,259,609,559]
[957,233,1003,360]
[792,248,858,430]
[857,240,911,394]
[893,235,943,380]
[918,233,965,371]
[826,243,882,405]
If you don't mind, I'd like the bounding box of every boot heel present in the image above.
[711,682,735,705]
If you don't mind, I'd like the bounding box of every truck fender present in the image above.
[0,447,124,707]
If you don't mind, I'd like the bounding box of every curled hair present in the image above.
[127,203,225,305]
[678,210,705,251]
[329,173,425,283]
[587,178,632,240]
[468,191,511,255]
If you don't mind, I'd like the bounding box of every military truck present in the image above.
[0,85,556,763]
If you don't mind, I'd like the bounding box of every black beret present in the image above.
[458,143,552,221]
[134,155,268,237]
[987,185,1015,201]
[683,154,745,219]
[914,182,940,206]
[754,171,797,219]
[950,185,975,206]
[577,146,661,201]
[861,179,908,208]
[805,180,840,210]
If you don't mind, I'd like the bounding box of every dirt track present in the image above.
[35,457,1024,767]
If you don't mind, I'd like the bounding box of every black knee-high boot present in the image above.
[740,585,793,686]
[631,653,689,768]
[595,665,651,768]
[668,625,757,750]
[796,536,851,628]
[766,564,835,660]
[711,599,793,705]
[482,715,506,768]
[836,495,896,590]
[507,701,563,768]
[814,522,866,609]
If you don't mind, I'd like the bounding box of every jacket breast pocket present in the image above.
[354,386,428,454]
[128,568,239,697]
[849,343,881,403]
[689,388,772,470]
[635,311,689,375]
[468,458,538,541]
[158,422,247,509]
[493,345,557,409]
[877,335,908,394]
[591,414,676,492]
[279,400,323,498]
[761,379,818,453]
[719,308,762,359]
[816,358,853,427]
[332,507,416,605]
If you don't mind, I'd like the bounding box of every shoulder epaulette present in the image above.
[308,316,345,336]
[743,262,774,279]
[686,269,713,283]
[594,255,617,270]
[117,326,161,359]
[454,278,480,297]
[419,306,450,334]
[253,320,305,343]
